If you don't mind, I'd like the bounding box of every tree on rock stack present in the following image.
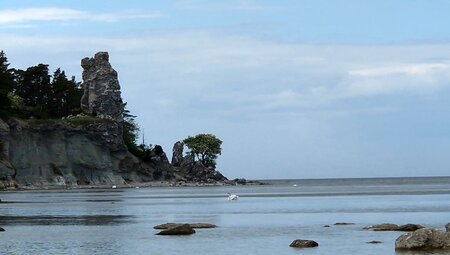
[183,134,222,167]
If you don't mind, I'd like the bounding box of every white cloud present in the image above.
[0,8,162,25]
[2,31,450,115]
[175,0,277,11]
[343,62,450,97]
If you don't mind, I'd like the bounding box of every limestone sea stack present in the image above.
[81,52,124,122]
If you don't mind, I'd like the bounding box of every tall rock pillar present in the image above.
[80,52,124,122]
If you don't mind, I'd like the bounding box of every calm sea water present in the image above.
[1,177,450,255]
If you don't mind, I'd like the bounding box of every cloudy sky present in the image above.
[1,0,450,179]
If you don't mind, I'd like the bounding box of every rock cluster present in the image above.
[171,141,228,184]
[80,52,124,122]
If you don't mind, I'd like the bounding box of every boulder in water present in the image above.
[156,224,195,235]
[289,239,319,248]
[154,222,217,229]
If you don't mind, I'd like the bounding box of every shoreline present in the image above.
[1,179,267,192]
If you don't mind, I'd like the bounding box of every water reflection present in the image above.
[0,215,133,226]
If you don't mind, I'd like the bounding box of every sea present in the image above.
[1,176,450,255]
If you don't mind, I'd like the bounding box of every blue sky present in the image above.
[1,0,450,179]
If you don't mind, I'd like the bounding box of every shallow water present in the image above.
[1,177,450,255]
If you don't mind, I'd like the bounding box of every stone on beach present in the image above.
[156,224,196,235]
[289,239,319,248]
[395,228,450,250]
[154,222,217,229]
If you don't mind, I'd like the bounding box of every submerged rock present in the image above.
[363,223,399,231]
[366,240,383,244]
[395,228,450,250]
[154,223,217,229]
[289,239,319,248]
[156,224,195,235]
[334,222,355,226]
[363,223,424,231]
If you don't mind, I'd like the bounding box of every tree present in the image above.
[183,134,222,167]
[0,50,15,93]
[122,107,143,157]
[47,68,83,118]
[0,51,15,117]
[14,64,51,117]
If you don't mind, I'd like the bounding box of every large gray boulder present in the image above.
[395,228,450,250]
[80,52,124,122]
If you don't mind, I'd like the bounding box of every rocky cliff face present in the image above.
[0,117,173,188]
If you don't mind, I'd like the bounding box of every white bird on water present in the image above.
[227,193,239,201]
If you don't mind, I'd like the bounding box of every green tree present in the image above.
[0,51,15,117]
[122,107,143,157]
[47,68,83,118]
[183,134,222,167]
[14,64,51,117]
[0,50,15,93]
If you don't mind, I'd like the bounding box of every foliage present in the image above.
[123,108,143,157]
[0,51,83,119]
[47,68,83,118]
[0,51,14,118]
[183,134,222,167]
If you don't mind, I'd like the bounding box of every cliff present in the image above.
[0,52,173,189]
[0,117,172,189]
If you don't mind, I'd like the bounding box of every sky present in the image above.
[1,0,450,179]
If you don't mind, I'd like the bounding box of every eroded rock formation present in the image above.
[171,141,228,183]
[81,52,124,122]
